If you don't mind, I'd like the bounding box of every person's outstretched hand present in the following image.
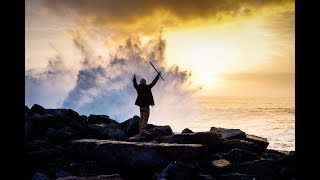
[158,71,162,76]
[133,74,136,79]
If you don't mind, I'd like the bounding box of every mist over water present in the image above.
[25,36,200,128]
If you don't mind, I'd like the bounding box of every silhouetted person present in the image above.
[133,72,161,134]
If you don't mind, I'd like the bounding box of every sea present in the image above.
[184,96,295,152]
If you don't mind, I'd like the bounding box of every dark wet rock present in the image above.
[45,108,80,121]
[67,139,207,169]
[148,125,174,137]
[223,159,283,179]
[223,148,261,163]
[26,105,32,117]
[46,126,81,145]
[160,132,225,152]
[218,173,258,180]
[119,116,140,137]
[27,113,87,141]
[80,115,88,123]
[128,134,153,142]
[262,149,287,160]
[181,128,194,134]
[31,104,46,115]
[24,106,295,179]
[210,127,246,140]
[88,114,117,124]
[222,139,261,153]
[88,123,126,141]
[156,161,198,180]
[245,134,269,150]
[56,174,123,180]
[32,172,50,180]
[278,153,295,178]
[56,171,73,178]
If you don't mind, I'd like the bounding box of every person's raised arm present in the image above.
[149,72,161,88]
[133,74,138,90]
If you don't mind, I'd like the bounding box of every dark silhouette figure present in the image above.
[133,72,161,134]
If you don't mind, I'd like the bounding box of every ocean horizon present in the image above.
[179,96,295,152]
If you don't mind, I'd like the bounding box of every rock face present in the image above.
[160,132,225,152]
[88,124,126,141]
[222,139,262,153]
[31,104,46,115]
[119,116,140,137]
[87,115,117,124]
[181,128,193,134]
[245,134,269,150]
[24,104,295,180]
[67,139,208,169]
[156,161,198,180]
[210,127,246,140]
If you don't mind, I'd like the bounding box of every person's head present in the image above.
[140,78,146,85]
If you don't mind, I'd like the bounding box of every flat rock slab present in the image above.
[67,139,208,169]
[56,174,122,180]
[245,134,269,150]
[210,127,246,140]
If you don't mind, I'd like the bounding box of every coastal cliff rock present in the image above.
[67,139,207,169]
[24,105,295,180]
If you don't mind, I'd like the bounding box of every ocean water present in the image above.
[184,96,295,151]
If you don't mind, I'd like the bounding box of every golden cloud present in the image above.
[39,0,294,35]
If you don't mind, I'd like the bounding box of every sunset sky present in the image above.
[26,0,294,113]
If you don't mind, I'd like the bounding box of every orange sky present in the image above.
[26,0,294,98]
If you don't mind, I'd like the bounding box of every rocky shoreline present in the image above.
[25,104,295,180]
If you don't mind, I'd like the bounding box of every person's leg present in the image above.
[139,107,144,134]
[142,106,150,132]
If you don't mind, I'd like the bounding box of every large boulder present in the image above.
[245,134,269,150]
[31,104,46,115]
[210,127,246,140]
[67,139,208,170]
[222,139,261,153]
[88,124,126,140]
[87,115,117,124]
[278,153,295,178]
[128,134,154,142]
[223,148,261,163]
[160,132,225,152]
[26,113,87,141]
[45,126,81,145]
[222,159,283,179]
[119,116,140,137]
[45,108,81,122]
[148,125,174,137]
[25,105,31,117]
[156,161,198,180]
[181,128,193,134]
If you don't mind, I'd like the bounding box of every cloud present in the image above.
[25,54,77,108]
[26,35,200,131]
[38,0,294,38]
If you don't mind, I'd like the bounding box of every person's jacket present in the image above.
[133,75,160,107]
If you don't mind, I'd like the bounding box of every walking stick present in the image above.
[149,62,164,81]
